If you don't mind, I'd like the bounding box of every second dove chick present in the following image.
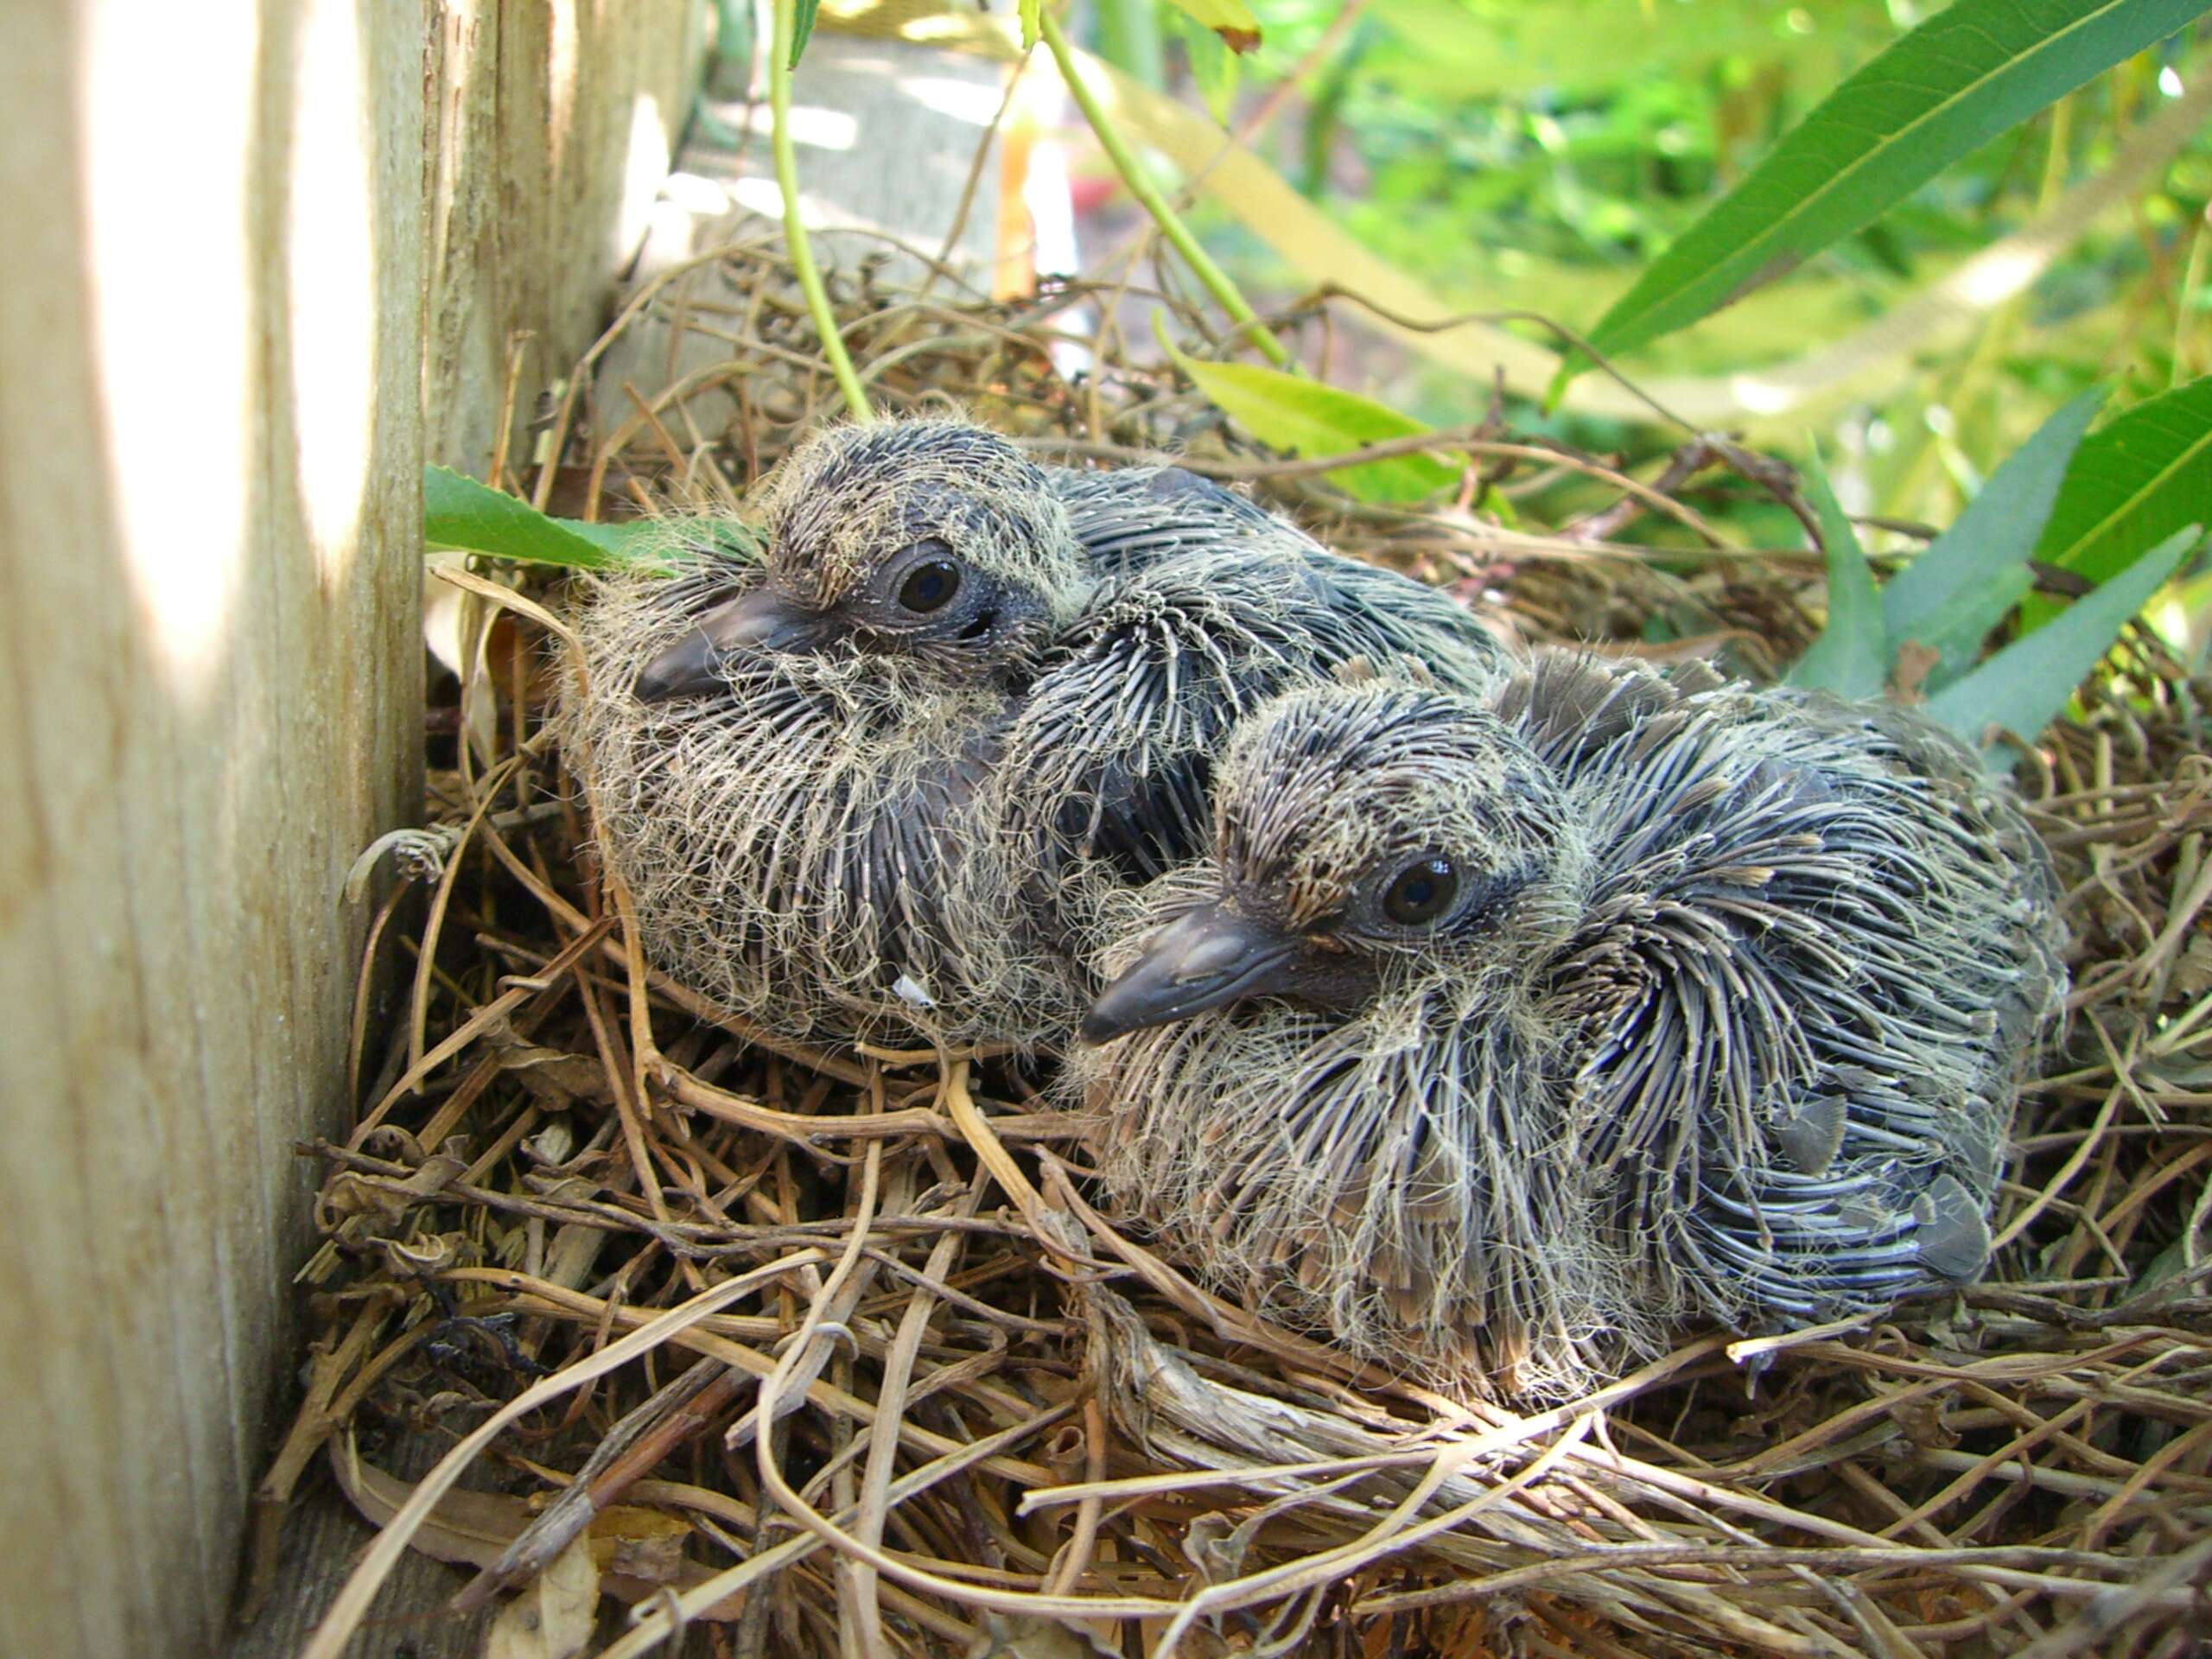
[1076,656,2066,1397]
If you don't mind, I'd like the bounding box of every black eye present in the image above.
[1382,855,1458,926]
[897,558,962,613]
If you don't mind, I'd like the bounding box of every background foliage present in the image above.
[1078,0,2212,658]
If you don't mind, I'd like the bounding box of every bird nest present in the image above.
[265,219,2212,1657]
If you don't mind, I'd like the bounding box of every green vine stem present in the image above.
[772,0,874,423]
[1039,9,1293,369]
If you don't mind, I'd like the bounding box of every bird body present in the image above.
[1076,655,2066,1397]
[566,420,1504,1049]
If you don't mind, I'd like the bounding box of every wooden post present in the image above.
[0,4,695,1655]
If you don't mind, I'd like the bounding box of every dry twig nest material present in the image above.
[1078,653,2069,1398]
[276,233,2212,1657]
[566,417,1504,1052]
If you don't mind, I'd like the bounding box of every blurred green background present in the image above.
[1073,0,2209,634]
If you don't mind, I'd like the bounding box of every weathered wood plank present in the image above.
[0,4,696,1656]
[0,4,427,1655]
[424,0,703,479]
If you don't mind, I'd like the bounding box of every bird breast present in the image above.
[568,564,1064,1046]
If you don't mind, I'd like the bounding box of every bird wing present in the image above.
[1051,465,1306,577]
[1518,657,2062,1325]
[999,548,1506,899]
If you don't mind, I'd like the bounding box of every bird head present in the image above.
[1082,683,1586,1044]
[633,420,1084,701]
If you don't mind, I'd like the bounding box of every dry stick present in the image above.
[747,1338,1179,1625]
[735,1078,1184,1627]
[572,905,698,1291]
[238,1296,397,1618]
[1561,437,1726,547]
[1012,429,1739,549]
[346,871,415,1113]
[297,1251,825,1659]
[451,1355,747,1613]
[1991,1082,2126,1252]
[1038,8,1290,369]
[728,1140,889,1454]
[1351,1541,2200,1619]
[1044,1396,1108,1598]
[1155,1419,1598,1657]
[446,1269,1055,1478]
[2009,1532,2212,1659]
[849,1174,987,1654]
[924,45,1032,296]
[597,1404,1077,1659]
[406,753,522,1072]
[1306,283,1703,435]
[769,0,871,422]
[352,916,614,1143]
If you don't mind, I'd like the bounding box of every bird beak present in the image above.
[1080,902,1306,1044]
[632,588,835,702]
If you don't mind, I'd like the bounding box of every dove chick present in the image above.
[1076,655,2066,1397]
[566,417,1504,1050]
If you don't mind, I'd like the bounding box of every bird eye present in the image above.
[896,557,963,614]
[1382,855,1459,926]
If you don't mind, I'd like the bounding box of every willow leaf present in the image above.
[2039,374,2212,584]
[1923,525,2195,751]
[1570,0,2212,379]
[424,467,671,573]
[1158,330,1462,503]
[1881,387,2106,684]
[1161,0,1261,53]
[1789,460,1887,700]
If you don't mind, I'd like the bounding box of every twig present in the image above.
[1039,9,1291,368]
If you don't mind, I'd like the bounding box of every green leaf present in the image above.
[1923,524,2196,752]
[1019,0,1042,51]
[1160,0,1262,54]
[1157,328,1461,504]
[423,467,670,572]
[1881,387,2107,686]
[1176,10,1241,126]
[2037,373,2212,588]
[1788,458,1887,699]
[788,0,820,68]
[1569,0,2212,378]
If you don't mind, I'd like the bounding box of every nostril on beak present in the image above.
[1171,929,1256,982]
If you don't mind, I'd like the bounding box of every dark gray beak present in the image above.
[632,588,835,702]
[1080,902,1306,1045]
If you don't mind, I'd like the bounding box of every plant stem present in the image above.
[1039,8,1292,369]
[771,0,874,423]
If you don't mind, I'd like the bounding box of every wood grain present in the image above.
[423,0,703,480]
[0,4,693,1655]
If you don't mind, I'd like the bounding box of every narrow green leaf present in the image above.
[1177,10,1242,125]
[2038,373,2212,585]
[1019,0,1042,51]
[1923,524,2196,751]
[424,467,670,572]
[788,0,821,68]
[1788,459,1887,699]
[1881,387,2107,684]
[1157,326,1461,504]
[1160,0,1262,54]
[1570,0,2212,378]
